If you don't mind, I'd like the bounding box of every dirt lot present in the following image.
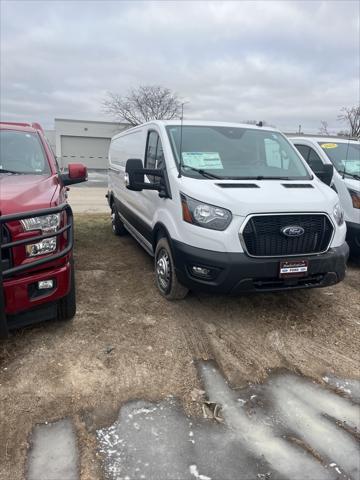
[0,213,359,480]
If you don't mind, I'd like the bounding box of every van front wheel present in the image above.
[111,204,127,236]
[155,238,189,300]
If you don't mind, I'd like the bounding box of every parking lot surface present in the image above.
[0,211,359,480]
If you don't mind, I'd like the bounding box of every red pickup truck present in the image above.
[0,122,87,337]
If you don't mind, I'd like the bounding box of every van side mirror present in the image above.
[316,164,334,186]
[61,163,88,186]
[125,159,169,198]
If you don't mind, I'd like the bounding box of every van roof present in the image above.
[112,120,280,140]
[290,136,359,144]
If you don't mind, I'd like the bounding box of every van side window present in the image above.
[156,139,165,170]
[295,144,323,174]
[145,131,158,170]
[145,131,165,183]
[295,144,310,161]
[307,147,324,173]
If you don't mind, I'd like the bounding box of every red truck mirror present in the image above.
[61,163,88,186]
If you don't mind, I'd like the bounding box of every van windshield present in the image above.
[318,142,360,179]
[166,126,311,180]
[0,130,50,175]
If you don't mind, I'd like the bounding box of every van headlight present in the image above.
[333,203,344,226]
[181,193,232,230]
[348,189,360,209]
[21,213,61,233]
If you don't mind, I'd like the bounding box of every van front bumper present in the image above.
[172,240,349,294]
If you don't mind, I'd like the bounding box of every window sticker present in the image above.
[182,152,223,170]
[321,143,338,149]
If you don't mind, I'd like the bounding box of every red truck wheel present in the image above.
[58,262,76,321]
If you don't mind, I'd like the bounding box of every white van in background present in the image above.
[107,121,348,299]
[291,137,360,256]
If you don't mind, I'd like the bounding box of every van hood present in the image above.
[0,174,59,216]
[180,178,338,216]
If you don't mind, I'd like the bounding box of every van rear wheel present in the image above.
[111,204,127,236]
[155,238,189,300]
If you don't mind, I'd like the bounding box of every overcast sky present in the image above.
[1,0,359,132]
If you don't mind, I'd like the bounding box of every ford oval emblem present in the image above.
[281,225,305,237]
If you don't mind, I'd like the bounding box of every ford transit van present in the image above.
[291,137,360,256]
[107,121,348,299]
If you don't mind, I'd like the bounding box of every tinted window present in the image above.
[166,126,310,180]
[307,147,324,173]
[156,139,165,170]
[0,130,50,175]
[145,131,158,170]
[145,131,165,183]
[295,144,310,161]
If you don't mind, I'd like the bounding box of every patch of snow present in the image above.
[189,464,212,480]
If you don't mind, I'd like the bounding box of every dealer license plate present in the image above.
[279,260,308,278]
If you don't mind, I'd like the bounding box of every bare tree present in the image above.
[103,85,182,126]
[337,105,360,138]
[318,120,329,135]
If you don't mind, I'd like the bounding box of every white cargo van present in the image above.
[107,121,348,299]
[290,137,360,256]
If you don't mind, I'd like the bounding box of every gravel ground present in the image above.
[0,213,359,480]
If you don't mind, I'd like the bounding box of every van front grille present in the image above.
[242,214,333,257]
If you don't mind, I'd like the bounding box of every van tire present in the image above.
[58,261,76,321]
[111,204,127,236]
[155,237,189,300]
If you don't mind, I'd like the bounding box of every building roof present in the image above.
[54,118,127,126]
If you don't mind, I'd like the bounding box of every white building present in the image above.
[46,118,129,169]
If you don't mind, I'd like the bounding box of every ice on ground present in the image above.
[97,364,360,480]
[27,418,78,480]
[323,373,360,402]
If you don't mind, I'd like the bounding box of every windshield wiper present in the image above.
[0,168,21,174]
[339,171,360,180]
[183,166,222,179]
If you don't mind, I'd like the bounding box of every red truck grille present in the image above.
[1,225,12,271]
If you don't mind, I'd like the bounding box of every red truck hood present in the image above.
[0,174,59,216]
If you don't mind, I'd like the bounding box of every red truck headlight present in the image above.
[21,213,61,233]
[25,237,57,257]
[21,213,61,257]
